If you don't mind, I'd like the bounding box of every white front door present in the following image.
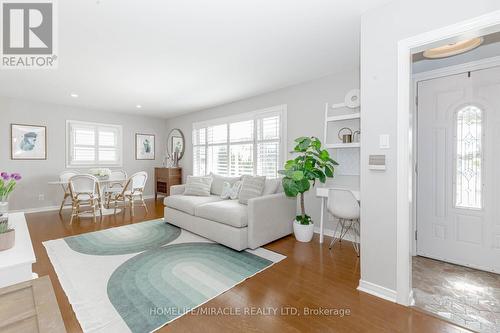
[417,66,500,273]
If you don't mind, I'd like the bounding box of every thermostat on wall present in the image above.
[368,155,386,170]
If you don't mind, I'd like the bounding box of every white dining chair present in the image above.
[104,170,128,207]
[68,174,102,223]
[58,170,80,214]
[327,189,360,256]
[109,171,148,216]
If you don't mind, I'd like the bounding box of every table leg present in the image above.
[319,197,325,243]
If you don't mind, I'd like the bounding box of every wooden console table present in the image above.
[154,167,182,199]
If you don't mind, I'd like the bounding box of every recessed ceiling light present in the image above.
[136,104,142,109]
[423,37,483,59]
[70,93,79,98]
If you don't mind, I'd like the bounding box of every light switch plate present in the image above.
[379,134,390,149]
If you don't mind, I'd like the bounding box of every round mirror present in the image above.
[167,128,185,160]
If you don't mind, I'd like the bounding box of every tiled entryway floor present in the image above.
[413,256,500,333]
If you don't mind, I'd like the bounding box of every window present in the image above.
[67,120,122,167]
[192,105,286,178]
[455,105,482,209]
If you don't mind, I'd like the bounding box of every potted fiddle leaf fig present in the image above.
[279,137,338,242]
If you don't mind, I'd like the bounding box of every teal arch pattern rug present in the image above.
[63,220,181,255]
[43,218,285,333]
[108,243,272,333]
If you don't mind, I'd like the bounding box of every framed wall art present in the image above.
[135,133,155,160]
[11,124,47,160]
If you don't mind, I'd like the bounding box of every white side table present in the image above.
[0,213,36,288]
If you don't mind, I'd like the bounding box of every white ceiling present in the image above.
[0,0,392,118]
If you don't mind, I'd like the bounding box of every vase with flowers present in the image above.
[0,172,21,251]
[0,172,21,214]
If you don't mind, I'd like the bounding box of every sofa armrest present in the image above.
[247,193,296,249]
[170,184,185,196]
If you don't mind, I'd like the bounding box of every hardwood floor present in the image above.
[27,199,469,333]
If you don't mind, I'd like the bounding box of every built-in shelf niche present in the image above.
[323,98,360,176]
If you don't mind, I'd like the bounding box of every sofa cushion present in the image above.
[263,178,280,195]
[238,175,266,205]
[164,194,222,215]
[195,200,248,228]
[209,173,241,195]
[229,180,242,200]
[184,176,213,196]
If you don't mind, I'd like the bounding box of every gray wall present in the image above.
[165,71,360,230]
[0,97,167,211]
[360,0,500,294]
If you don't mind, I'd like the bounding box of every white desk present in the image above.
[316,187,360,243]
[0,213,36,288]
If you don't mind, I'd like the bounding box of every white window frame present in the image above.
[66,120,123,168]
[192,104,287,177]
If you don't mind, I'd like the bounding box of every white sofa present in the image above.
[164,183,296,251]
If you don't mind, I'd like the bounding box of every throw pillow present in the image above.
[183,176,213,196]
[209,173,241,196]
[238,175,266,205]
[229,180,242,200]
[220,181,232,199]
[262,178,280,195]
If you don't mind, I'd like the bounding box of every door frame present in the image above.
[396,10,500,306]
[411,55,500,257]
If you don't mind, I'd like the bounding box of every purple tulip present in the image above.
[0,172,9,181]
[11,173,21,181]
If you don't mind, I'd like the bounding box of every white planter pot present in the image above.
[293,220,314,242]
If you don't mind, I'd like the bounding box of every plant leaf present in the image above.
[284,160,296,170]
[319,149,330,161]
[291,170,304,181]
[296,178,310,193]
[282,178,299,197]
[313,169,326,183]
[297,138,311,151]
[324,165,334,178]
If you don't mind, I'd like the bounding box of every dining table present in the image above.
[48,177,127,216]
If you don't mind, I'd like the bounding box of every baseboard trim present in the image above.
[10,195,158,214]
[313,226,356,242]
[357,279,397,303]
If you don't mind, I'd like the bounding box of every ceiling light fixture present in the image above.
[423,37,483,59]
[70,93,79,98]
[136,104,142,109]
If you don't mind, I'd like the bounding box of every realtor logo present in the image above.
[1,0,57,68]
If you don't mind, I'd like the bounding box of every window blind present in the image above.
[67,121,122,167]
[192,105,286,178]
